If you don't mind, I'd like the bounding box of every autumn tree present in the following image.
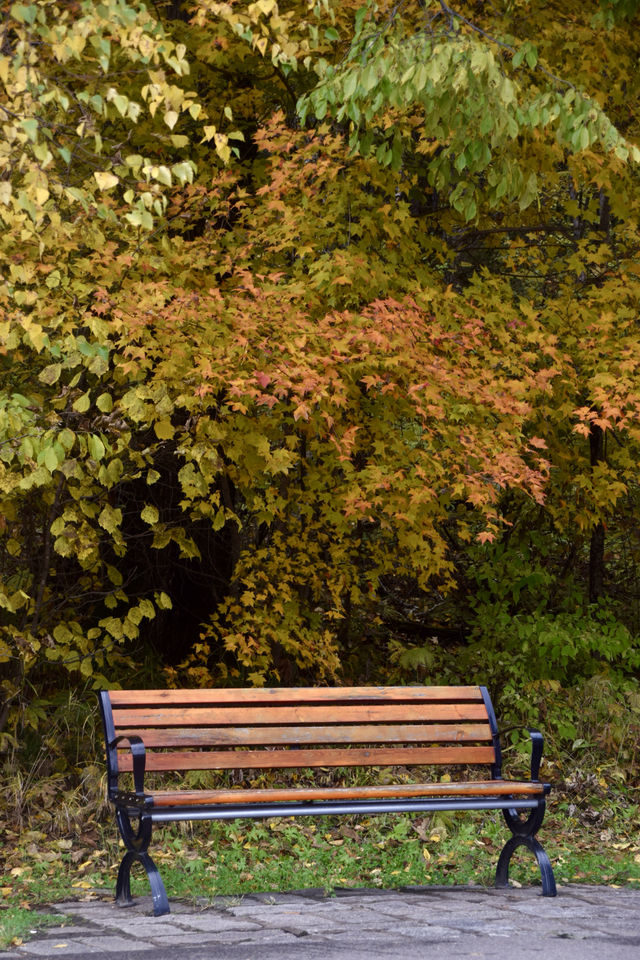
[1,0,640,747]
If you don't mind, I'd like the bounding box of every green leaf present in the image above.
[44,446,59,472]
[519,171,538,210]
[73,392,91,413]
[12,3,38,25]
[87,435,105,460]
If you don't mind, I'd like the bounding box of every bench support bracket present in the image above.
[115,809,170,916]
[495,801,557,896]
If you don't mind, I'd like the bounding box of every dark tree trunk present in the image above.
[588,423,605,603]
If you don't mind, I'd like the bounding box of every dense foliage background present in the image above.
[1,0,640,809]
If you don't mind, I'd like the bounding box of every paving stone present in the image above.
[5,886,640,960]
[76,937,152,952]
[19,943,96,956]
[204,928,301,944]
[141,933,231,946]
[168,915,261,933]
[389,923,464,940]
[103,921,192,938]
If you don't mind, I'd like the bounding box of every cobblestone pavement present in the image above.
[3,886,640,960]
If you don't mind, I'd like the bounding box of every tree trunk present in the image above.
[588,423,605,603]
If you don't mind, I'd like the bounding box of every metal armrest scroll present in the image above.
[110,734,146,797]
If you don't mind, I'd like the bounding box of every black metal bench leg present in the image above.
[114,809,171,915]
[115,850,136,906]
[115,850,170,916]
[495,802,557,897]
[495,834,557,897]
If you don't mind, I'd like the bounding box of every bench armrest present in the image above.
[496,726,544,781]
[528,729,543,782]
[110,734,146,796]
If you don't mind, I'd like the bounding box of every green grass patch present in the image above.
[0,909,69,951]
[3,808,640,925]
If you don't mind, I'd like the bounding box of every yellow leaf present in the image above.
[154,419,175,440]
[422,847,431,861]
[141,505,159,524]
[94,171,119,190]
[164,110,179,130]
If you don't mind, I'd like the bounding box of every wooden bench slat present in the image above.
[108,686,484,706]
[112,722,494,748]
[111,703,489,728]
[148,780,547,808]
[117,745,497,772]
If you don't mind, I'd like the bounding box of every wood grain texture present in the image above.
[111,703,489,728]
[112,722,493,748]
[117,745,496,772]
[108,686,484,706]
[148,780,546,807]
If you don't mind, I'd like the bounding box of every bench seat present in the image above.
[142,780,548,808]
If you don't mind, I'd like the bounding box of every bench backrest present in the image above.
[99,686,502,789]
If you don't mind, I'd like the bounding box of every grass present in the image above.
[2,804,640,948]
[0,909,70,950]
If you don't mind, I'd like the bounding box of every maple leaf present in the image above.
[255,371,272,389]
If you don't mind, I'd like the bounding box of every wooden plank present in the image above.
[117,745,496,772]
[111,702,489,728]
[112,722,494,748]
[148,780,546,808]
[108,686,483,707]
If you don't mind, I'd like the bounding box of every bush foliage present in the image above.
[0,0,639,791]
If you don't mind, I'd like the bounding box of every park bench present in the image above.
[98,685,556,915]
